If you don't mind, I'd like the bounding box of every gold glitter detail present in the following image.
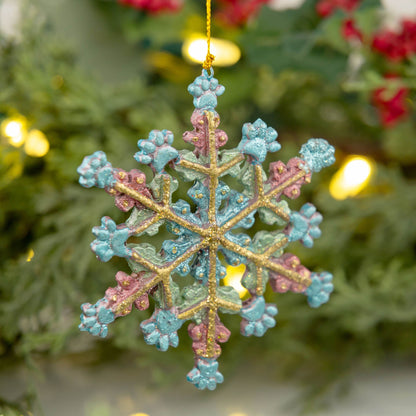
[118,171,126,179]
[122,280,130,287]
[173,227,180,233]
[112,295,117,301]
[192,136,199,142]
[112,111,311,346]
[172,247,177,254]
[254,267,262,296]
[123,200,129,208]
[219,135,226,142]
[136,176,144,184]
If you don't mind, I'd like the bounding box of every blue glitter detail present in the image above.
[79,298,115,338]
[134,129,179,173]
[305,272,334,308]
[240,296,278,337]
[289,203,323,248]
[191,250,226,285]
[238,118,280,164]
[140,309,183,351]
[300,138,335,173]
[77,151,115,189]
[91,216,131,262]
[187,358,224,390]
[187,70,225,110]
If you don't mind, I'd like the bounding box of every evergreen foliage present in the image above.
[1,0,415,413]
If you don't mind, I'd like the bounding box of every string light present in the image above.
[27,248,35,262]
[1,116,27,147]
[329,155,373,200]
[223,264,249,299]
[182,35,241,67]
[24,129,50,157]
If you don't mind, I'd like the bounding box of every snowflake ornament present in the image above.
[77,69,335,390]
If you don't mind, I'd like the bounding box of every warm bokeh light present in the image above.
[24,129,50,157]
[223,264,249,299]
[1,116,27,147]
[26,248,35,262]
[329,155,373,200]
[129,413,150,416]
[182,35,241,67]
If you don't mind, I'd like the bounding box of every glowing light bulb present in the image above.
[329,155,373,200]
[27,248,35,262]
[223,264,249,299]
[24,129,50,157]
[182,35,241,67]
[1,116,27,147]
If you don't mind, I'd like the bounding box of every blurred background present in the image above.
[1,0,416,415]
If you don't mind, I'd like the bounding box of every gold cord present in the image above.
[202,0,215,70]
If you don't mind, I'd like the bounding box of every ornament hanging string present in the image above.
[203,0,215,70]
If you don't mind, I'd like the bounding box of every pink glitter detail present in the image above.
[105,271,152,317]
[268,158,311,200]
[183,110,228,157]
[108,169,152,212]
[188,316,231,359]
[269,253,310,294]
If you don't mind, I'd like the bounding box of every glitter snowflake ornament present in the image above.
[77,69,335,390]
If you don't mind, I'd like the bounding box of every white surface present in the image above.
[1,360,416,416]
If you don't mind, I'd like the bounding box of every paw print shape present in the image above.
[287,203,323,248]
[109,169,152,212]
[187,358,224,390]
[140,308,183,351]
[300,138,335,173]
[187,71,225,110]
[183,110,228,156]
[79,298,115,337]
[305,272,334,308]
[134,129,179,173]
[240,296,278,337]
[238,118,281,164]
[91,216,132,262]
[77,151,115,189]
